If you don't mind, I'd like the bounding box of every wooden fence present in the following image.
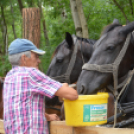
[0,120,134,134]
[50,121,134,134]
[0,120,5,134]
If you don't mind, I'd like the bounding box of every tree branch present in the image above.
[10,0,17,39]
[17,0,24,15]
[112,0,128,21]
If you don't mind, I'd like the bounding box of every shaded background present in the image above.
[0,0,134,76]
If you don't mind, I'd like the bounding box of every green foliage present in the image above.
[0,55,11,76]
[0,0,134,76]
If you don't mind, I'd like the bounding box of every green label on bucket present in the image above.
[83,104,107,122]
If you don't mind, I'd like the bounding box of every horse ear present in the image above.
[119,21,134,35]
[113,19,120,24]
[65,32,73,49]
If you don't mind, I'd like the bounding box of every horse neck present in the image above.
[112,52,134,103]
[117,41,134,78]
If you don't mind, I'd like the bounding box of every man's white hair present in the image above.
[8,51,31,66]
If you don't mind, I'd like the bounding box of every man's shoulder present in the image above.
[27,67,47,78]
[5,66,37,77]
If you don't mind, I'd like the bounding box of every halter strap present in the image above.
[51,35,78,84]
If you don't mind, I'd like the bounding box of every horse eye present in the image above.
[56,58,63,63]
[106,45,115,51]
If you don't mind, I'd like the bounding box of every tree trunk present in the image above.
[0,5,8,54]
[29,0,33,7]
[17,0,24,15]
[70,0,82,38]
[76,0,89,38]
[17,0,24,38]
[128,0,133,15]
[38,1,50,46]
[10,0,17,39]
[22,8,40,48]
[42,19,50,46]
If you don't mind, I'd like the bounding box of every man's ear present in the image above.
[20,54,26,66]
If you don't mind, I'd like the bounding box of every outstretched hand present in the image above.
[45,113,60,121]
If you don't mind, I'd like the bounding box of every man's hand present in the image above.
[55,83,78,101]
[62,83,68,87]
[45,113,60,121]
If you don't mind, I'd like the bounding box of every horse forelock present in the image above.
[51,40,66,59]
[101,23,122,36]
[94,24,122,48]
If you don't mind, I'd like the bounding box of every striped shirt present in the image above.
[3,66,62,134]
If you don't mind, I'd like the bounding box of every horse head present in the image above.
[77,19,134,95]
[46,32,95,106]
[47,32,95,84]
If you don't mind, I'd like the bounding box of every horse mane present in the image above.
[51,35,96,59]
[51,40,66,59]
[77,36,96,45]
[101,23,122,36]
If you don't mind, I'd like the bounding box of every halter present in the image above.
[82,33,132,96]
[82,32,134,127]
[51,35,78,84]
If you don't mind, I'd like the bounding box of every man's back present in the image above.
[3,66,61,134]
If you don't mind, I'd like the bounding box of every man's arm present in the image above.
[55,83,78,100]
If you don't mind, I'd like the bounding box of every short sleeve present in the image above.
[28,68,62,98]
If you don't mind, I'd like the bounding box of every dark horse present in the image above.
[45,32,95,118]
[77,20,134,127]
[47,32,95,84]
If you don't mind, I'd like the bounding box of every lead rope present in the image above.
[113,68,134,127]
[113,33,131,127]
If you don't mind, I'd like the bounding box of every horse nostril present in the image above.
[80,84,85,94]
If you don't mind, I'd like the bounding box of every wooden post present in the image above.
[0,120,5,133]
[22,8,40,48]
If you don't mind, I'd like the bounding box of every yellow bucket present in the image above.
[64,92,109,126]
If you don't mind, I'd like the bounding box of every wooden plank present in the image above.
[50,121,73,134]
[74,126,134,134]
[0,120,5,134]
[50,121,134,134]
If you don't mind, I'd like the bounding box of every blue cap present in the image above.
[8,38,46,55]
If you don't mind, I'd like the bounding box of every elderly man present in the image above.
[3,38,78,134]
